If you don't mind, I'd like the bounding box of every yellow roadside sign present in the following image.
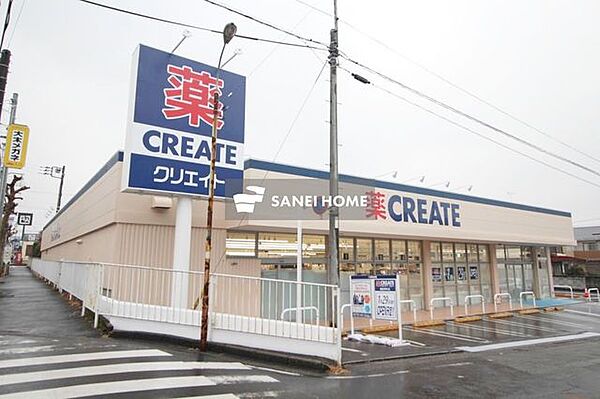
[3,123,29,169]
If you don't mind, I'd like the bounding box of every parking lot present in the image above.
[342,301,600,364]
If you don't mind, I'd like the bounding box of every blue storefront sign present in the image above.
[122,44,246,197]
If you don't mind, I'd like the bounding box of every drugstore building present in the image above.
[41,152,575,310]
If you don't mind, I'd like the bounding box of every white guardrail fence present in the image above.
[31,259,342,363]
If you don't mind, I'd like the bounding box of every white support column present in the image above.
[172,197,192,308]
[296,220,303,323]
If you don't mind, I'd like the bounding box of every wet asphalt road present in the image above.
[3,266,600,398]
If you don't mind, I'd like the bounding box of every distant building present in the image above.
[551,226,600,289]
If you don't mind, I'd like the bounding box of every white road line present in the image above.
[449,322,532,338]
[435,362,473,368]
[207,375,279,385]
[251,366,301,376]
[0,376,215,399]
[0,361,252,386]
[180,396,238,399]
[457,332,600,353]
[0,346,55,355]
[0,349,171,369]
[565,309,600,318]
[407,327,487,343]
[326,370,409,379]
[341,347,364,353]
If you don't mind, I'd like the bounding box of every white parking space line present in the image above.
[448,322,532,338]
[565,309,600,318]
[0,361,251,386]
[457,332,600,353]
[406,327,488,343]
[517,314,589,329]
[485,318,560,333]
[341,347,364,353]
[0,376,216,399]
[0,349,171,370]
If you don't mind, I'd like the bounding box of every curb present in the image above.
[488,312,514,319]
[518,308,541,315]
[414,320,446,327]
[454,315,482,323]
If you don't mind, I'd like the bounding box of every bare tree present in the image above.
[0,175,30,250]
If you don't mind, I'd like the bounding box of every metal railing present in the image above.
[430,297,454,320]
[494,293,513,313]
[519,291,536,309]
[211,273,337,343]
[31,259,340,346]
[280,306,319,324]
[399,299,418,322]
[553,284,574,299]
[588,288,600,302]
[340,303,354,335]
[464,294,485,316]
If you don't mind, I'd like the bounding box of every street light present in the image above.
[200,22,236,353]
[39,165,65,213]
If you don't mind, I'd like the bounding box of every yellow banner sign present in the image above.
[4,124,29,169]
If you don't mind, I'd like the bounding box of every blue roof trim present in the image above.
[43,151,124,229]
[244,159,572,218]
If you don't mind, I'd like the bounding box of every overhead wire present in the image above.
[196,0,600,185]
[339,53,600,179]
[214,59,328,272]
[77,0,327,51]
[201,0,329,49]
[337,65,600,190]
[294,0,600,166]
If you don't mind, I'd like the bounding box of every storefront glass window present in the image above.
[258,233,297,258]
[467,244,478,263]
[374,240,390,261]
[430,242,442,262]
[392,240,407,261]
[226,231,256,257]
[479,245,489,262]
[455,243,467,263]
[407,241,422,261]
[442,243,454,262]
[303,235,326,258]
[496,245,506,261]
[356,239,372,262]
[339,237,354,262]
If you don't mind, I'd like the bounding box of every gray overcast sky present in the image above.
[4,0,600,232]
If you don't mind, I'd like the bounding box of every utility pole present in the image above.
[56,166,65,213]
[327,0,340,289]
[200,22,237,352]
[0,93,17,264]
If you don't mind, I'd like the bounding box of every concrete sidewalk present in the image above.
[0,266,99,338]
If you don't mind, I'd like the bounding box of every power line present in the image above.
[340,54,600,179]
[339,66,600,190]
[199,0,600,180]
[201,0,329,49]
[294,0,600,166]
[77,0,327,51]
[7,0,25,47]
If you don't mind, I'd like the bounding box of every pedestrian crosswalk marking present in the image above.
[0,349,171,369]
[0,361,252,386]
[0,375,216,399]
